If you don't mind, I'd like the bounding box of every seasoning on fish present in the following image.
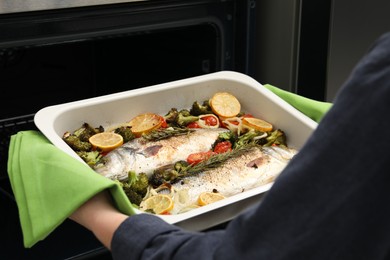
[93,127,229,180]
[146,144,297,214]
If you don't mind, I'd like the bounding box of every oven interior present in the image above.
[0,24,221,179]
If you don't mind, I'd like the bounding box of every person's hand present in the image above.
[69,190,128,250]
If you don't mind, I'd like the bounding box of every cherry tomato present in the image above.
[187,122,201,128]
[186,150,215,165]
[219,120,228,129]
[159,116,168,128]
[241,114,254,119]
[201,116,218,126]
[220,118,240,128]
[228,120,240,126]
[213,141,232,154]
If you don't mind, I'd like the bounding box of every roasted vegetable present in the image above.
[73,123,104,142]
[173,160,190,173]
[76,150,102,166]
[263,129,287,147]
[128,172,149,195]
[119,171,149,205]
[213,141,232,154]
[234,129,265,149]
[176,109,199,127]
[63,134,92,151]
[114,126,135,143]
[62,123,104,151]
[190,100,213,116]
[149,160,191,187]
[149,164,181,187]
[186,151,215,165]
[120,185,143,206]
[217,131,238,145]
[163,108,179,125]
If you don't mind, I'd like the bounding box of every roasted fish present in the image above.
[93,128,229,180]
[145,144,297,214]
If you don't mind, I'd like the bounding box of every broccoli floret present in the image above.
[174,160,190,173]
[190,100,213,116]
[76,150,102,166]
[150,164,180,187]
[63,123,104,151]
[119,171,150,205]
[117,180,144,206]
[179,109,192,117]
[114,126,135,143]
[125,190,143,206]
[73,123,104,142]
[63,134,92,151]
[149,161,190,187]
[263,129,287,147]
[128,172,149,196]
[217,131,238,144]
[176,109,199,127]
[163,108,179,124]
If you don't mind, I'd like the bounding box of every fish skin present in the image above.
[158,145,298,214]
[93,128,229,180]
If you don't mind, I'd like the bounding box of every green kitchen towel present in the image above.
[264,84,332,123]
[7,130,136,248]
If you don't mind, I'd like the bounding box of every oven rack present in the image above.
[0,114,37,180]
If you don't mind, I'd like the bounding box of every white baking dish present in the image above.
[34,71,317,230]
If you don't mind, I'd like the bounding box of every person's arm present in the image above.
[69,190,128,250]
[69,32,390,260]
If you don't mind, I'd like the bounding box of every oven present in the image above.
[0,1,255,259]
[0,0,330,259]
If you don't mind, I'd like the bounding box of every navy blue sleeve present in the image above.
[111,31,390,260]
[111,214,225,260]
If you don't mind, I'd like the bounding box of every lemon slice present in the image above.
[242,117,273,132]
[128,113,162,137]
[197,192,225,206]
[89,132,124,152]
[140,194,174,214]
[210,92,241,118]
